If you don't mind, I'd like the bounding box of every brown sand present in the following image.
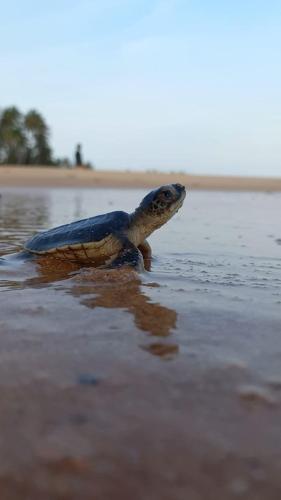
[0,165,281,190]
[0,263,280,500]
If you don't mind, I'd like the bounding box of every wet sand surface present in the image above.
[0,188,281,499]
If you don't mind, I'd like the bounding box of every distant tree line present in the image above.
[0,106,74,167]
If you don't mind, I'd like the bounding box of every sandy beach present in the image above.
[2,0,281,497]
[0,165,281,190]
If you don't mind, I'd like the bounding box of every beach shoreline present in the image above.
[0,165,280,191]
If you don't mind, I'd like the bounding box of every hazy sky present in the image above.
[1,0,281,176]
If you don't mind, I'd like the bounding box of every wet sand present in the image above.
[0,165,281,191]
[0,188,281,499]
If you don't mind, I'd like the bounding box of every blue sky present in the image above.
[1,0,281,176]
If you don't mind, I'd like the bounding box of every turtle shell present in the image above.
[24,211,130,254]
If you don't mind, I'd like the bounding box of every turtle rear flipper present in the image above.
[110,242,144,271]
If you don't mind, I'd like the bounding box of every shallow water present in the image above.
[0,187,281,500]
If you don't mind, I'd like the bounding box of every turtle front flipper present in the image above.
[138,240,152,271]
[109,241,144,271]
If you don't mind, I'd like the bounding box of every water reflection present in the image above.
[27,257,80,286]
[0,252,178,358]
[0,190,50,255]
[71,268,178,357]
[73,193,84,220]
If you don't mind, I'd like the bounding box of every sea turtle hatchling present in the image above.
[23,184,186,270]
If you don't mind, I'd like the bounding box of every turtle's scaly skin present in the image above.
[23,184,186,269]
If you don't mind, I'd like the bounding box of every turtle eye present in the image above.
[162,190,172,199]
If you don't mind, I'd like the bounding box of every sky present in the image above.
[1,0,281,176]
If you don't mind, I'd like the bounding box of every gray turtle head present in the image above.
[133,183,186,234]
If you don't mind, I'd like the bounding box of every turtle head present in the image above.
[134,183,186,234]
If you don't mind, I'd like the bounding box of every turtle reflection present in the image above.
[72,267,178,358]
[1,255,179,358]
